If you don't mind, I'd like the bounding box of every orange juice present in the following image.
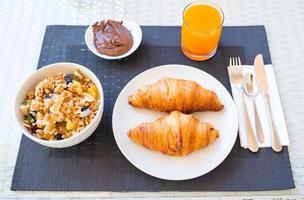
[181,1,224,61]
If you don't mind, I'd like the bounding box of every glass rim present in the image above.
[182,0,225,34]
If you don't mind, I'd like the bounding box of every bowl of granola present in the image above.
[15,62,104,148]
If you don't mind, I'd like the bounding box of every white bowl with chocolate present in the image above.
[85,19,142,60]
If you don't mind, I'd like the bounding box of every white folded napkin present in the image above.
[228,65,289,148]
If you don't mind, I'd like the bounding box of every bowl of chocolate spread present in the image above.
[85,19,142,60]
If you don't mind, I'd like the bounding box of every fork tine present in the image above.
[232,57,235,66]
[237,57,243,78]
[229,57,232,67]
[238,57,242,66]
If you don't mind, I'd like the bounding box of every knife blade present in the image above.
[254,54,269,94]
[254,54,282,152]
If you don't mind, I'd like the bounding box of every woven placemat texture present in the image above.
[10,25,294,192]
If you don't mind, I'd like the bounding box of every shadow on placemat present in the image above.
[11,25,294,191]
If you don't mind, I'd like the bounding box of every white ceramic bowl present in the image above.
[14,62,104,148]
[84,20,142,60]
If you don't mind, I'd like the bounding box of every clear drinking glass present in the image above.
[181,1,224,61]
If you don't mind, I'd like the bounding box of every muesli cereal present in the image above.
[20,70,100,140]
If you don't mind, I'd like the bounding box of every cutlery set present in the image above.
[229,54,282,153]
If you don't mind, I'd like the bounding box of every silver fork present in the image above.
[229,57,259,152]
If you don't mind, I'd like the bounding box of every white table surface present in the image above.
[0,0,303,199]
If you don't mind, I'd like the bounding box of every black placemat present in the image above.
[11,25,294,191]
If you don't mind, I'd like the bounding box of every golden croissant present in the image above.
[128,111,219,156]
[128,78,224,113]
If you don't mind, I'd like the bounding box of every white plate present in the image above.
[84,20,142,60]
[112,64,238,180]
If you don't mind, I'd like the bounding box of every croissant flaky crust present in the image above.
[128,78,224,113]
[128,111,219,156]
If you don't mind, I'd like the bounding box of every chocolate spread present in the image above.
[92,20,133,56]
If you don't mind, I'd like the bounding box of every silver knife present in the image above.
[254,54,282,152]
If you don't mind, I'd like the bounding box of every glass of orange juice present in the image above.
[181,1,224,61]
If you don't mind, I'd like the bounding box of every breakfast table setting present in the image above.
[1,0,304,199]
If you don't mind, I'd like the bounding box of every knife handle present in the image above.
[263,93,282,152]
[253,100,264,143]
[240,91,259,152]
